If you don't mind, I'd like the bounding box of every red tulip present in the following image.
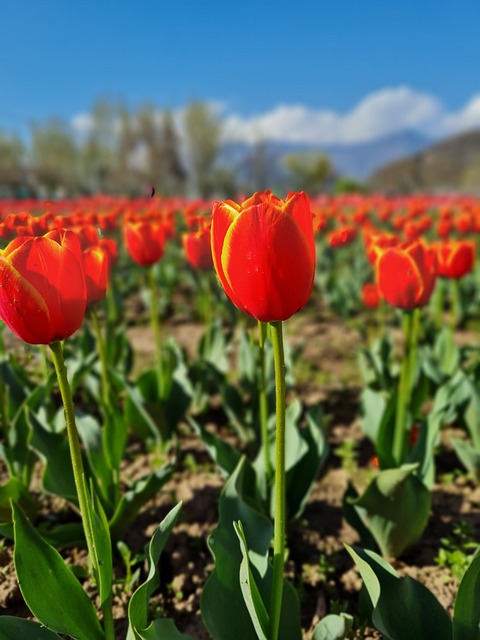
[182,225,213,271]
[211,190,315,322]
[0,231,86,344]
[376,240,437,310]
[83,245,108,305]
[124,220,165,266]
[435,240,475,279]
[362,283,381,309]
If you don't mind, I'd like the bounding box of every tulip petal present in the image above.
[221,203,315,321]
[0,256,52,344]
[377,249,424,310]
[211,202,244,310]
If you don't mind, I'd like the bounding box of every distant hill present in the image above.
[369,129,480,193]
[218,130,431,186]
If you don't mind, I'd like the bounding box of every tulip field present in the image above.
[1,191,480,639]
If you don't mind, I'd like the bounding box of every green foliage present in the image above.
[200,458,302,640]
[12,503,104,640]
[435,522,478,582]
[127,502,190,640]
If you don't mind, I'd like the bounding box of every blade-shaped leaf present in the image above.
[127,501,183,640]
[453,546,480,640]
[0,616,61,639]
[12,503,104,640]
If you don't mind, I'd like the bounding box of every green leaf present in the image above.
[0,477,38,523]
[311,613,354,640]
[347,464,430,558]
[189,417,242,479]
[234,521,269,640]
[201,458,302,640]
[127,501,183,640]
[451,437,480,484]
[137,618,195,640]
[109,465,173,539]
[76,413,114,507]
[346,545,452,640]
[28,408,77,501]
[12,503,104,640]
[0,616,61,639]
[453,546,480,640]
[284,403,329,521]
[84,481,113,607]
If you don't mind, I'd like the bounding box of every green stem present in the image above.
[392,311,413,465]
[101,595,115,640]
[434,278,445,329]
[450,278,461,329]
[258,321,272,483]
[50,341,114,640]
[40,345,50,380]
[90,308,111,412]
[268,321,286,640]
[147,267,165,399]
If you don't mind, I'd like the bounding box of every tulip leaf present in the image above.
[450,437,480,484]
[311,613,354,640]
[0,477,37,524]
[201,457,301,640]
[84,480,113,607]
[127,501,183,640]
[453,546,480,640]
[234,520,269,640]
[28,407,77,501]
[76,413,114,507]
[109,465,173,539]
[346,544,452,640]
[189,417,242,479]
[136,618,194,640]
[12,503,104,640]
[284,402,329,521]
[0,616,62,639]
[347,464,430,558]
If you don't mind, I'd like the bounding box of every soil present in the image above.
[1,306,479,639]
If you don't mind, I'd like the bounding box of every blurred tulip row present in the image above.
[0,190,479,640]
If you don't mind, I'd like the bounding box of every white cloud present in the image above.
[70,88,480,148]
[222,86,444,145]
[71,112,93,135]
[439,94,480,135]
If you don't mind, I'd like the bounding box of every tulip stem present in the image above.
[393,311,416,465]
[50,341,114,640]
[91,308,111,412]
[147,267,165,400]
[268,320,286,640]
[49,342,96,562]
[450,279,461,329]
[258,321,273,483]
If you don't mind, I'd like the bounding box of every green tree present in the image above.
[183,100,222,197]
[31,118,79,196]
[283,151,335,194]
[0,130,26,196]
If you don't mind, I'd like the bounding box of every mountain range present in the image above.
[219,130,433,185]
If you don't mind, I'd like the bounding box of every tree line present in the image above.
[0,99,344,199]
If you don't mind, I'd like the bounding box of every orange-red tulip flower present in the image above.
[435,240,475,279]
[83,245,109,305]
[211,190,315,322]
[0,231,86,344]
[362,283,381,309]
[377,240,437,310]
[182,225,213,271]
[124,220,165,266]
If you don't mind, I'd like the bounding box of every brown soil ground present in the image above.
[1,307,479,639]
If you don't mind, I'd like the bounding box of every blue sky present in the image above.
[2,0,480,145]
